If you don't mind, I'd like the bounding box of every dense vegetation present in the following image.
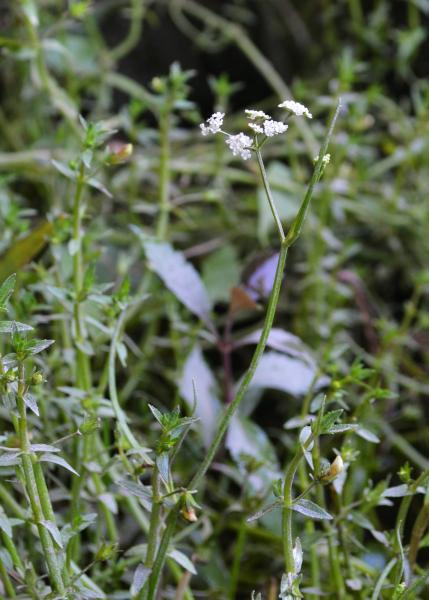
[0,1,428,599]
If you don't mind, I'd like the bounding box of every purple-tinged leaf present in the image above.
[143,239,212,324]
[0,452,21,467]
[30,444,61,453]
[235,328,316,366]
[180,345,221,447]
[249,351,326,396]
[243,253,279,301]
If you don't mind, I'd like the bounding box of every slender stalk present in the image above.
[255,148,285,241]
[1,532,24,571]
[15,365,65,595]
[228,516,247,600]
[0,554,15,598]
[157,107,172,240]
[409,502,429,567]
[145,467,162,568]
[109,0,148,62]
[146,100,341,600]
[282,433,314,573]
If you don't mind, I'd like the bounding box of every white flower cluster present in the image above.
[278,100,312,118]
[263,119,288,137]
[200,100,311,160]
[200,112,224,136]
[225,132,253,160]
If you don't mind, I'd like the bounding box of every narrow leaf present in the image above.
[168,549,197,575]
[41,520,63,548]
[0,321,33,333]
[131,564,151,596]
[39,453,79,476]
[291,499,333,520]
[141,238,212,324]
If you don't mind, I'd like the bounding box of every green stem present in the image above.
[409,502,429,567]
[1,532,24,571]
[109,0,148,62]
[228,516,247,600]
[16,365,65,595]
[145,467,162,568]
[0,554,15,598]
[157,108,172,240]
[282,434,314,573]
[255,148,285,241]
[146,101,341,600]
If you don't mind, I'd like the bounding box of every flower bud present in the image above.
[79,416,101,435]
[320,455,344,482]
[106,142,133,165]
[30,371,44,385]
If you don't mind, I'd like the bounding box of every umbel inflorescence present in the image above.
[200,100,312,160]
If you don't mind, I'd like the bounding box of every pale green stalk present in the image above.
[16,365,66,595]
[146,100,341,600]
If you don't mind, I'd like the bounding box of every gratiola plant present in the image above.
[143,100,341,599]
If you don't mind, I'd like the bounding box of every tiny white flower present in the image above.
[225,132,253,160]
[314,153,331,165]
[248,122,264,134]
[278,100,312,118]
[245,109,269,120]
[200,112,225,136]
[263,119,288,137]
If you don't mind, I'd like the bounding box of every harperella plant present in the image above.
[129,99,342,599]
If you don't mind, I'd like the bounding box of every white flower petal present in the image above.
[225,133,253,160]
[199,112,225,135]
[278,100,312,118]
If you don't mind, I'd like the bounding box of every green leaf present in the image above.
[356,427,380,443]
[0,274,16,310]
[26,339,55,355]
[39,453,79,476]
[51,159,76,180]
[23,392,39,416]
[117,480,152,511]
[0,511,12,538]
[226,415,280,492]
[138,234,212,325]
[131,564,151,596]
[291,499,333,520]
[180,344,221,447]
[250,351,321,397]
[0,452,21,467]
[0,321,33,333]
[202,245,240,303]
[247,499,282,523]
[168,549,197,575]
[324,424,357,435]
[41,520,63,548]
[156,452,170,486]
[320,410,344,434]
